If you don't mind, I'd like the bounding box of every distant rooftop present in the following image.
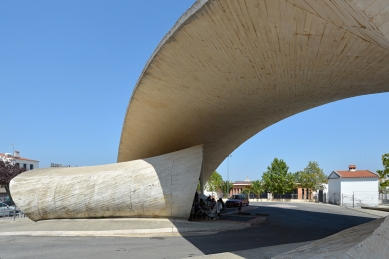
[335,170,378,178]
[0,153,39,162]
[333,164,377,178]
[234,176,252,185]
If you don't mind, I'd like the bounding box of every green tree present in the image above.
[377,153,389,193]
[196,180,201,193]
[243,180,265,201]
[251,180,266,200]
[262,158,294,196]
[296,161,328,200]
[219,180,233,198]
[242,188,251,199]
[0,157,27,202]
[205,171,223,196]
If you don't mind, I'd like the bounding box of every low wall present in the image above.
[248,199,315,203]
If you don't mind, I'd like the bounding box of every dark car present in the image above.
[4,197,15,206]
[225,194,249,208]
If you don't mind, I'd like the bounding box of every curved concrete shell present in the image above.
[10,145,203,221]
[118,0,389,183]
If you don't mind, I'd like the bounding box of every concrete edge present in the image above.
[361,206,389,212]
[0,222,253,237]
[0,227,222,237]
[345,207,388,218]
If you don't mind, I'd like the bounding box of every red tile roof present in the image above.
[234,181,252,185]
[0,153,39,162]
[335,170,378,178]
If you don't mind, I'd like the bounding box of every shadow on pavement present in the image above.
[178,204,377,256]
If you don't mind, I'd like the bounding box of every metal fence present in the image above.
[379,191,388,202]
[329,191,379,207]
[271,193,298,199]
[248,193,299,200]
[0,206,25,220]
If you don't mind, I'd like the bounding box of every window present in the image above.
[23,164,26,169]
[30,164,34,170]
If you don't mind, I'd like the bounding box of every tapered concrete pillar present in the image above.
[346,215,389,258]
[10,145,203,221]
[199,162,205,195]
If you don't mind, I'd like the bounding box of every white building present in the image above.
[328,165,379,207]
[0,151,39,171]
[0,151,39,201]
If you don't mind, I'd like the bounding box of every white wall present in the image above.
[340,178,378,207]
[328,178,341,204]
[341,178,378,194]
[14,159,39,171]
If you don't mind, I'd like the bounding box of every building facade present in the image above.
[230,177,252,197]
[328,165,378,207]
[0,151,39,201]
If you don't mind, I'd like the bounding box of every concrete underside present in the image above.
[10,146,203,221]
[115,1,389,256]
[119,0,389,183]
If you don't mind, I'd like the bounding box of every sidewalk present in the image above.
[0,218,252,237]
[0,205,263,237]
[186,216,387,259]
[345,206,389,218]
[182,204,389,258]
[272,217,387,259]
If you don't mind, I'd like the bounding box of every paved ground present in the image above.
[0,202,383,259]
[272,217,385,259]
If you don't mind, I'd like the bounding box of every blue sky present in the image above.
[1,1,388,182]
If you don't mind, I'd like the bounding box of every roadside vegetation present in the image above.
[377,153,389,193]
[0,156,26,202]
[202,158,328,200]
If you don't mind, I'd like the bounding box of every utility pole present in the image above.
[227,154,232,197]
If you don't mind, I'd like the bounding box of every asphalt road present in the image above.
[0,202,378,259]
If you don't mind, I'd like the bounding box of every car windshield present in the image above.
[230,195,242,199]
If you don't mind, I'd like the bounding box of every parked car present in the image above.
[4,197,15,206]
[225,194,249,208]
[0,202,20,217]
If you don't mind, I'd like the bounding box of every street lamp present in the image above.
[10,143,14,156]
[227,154,232,197]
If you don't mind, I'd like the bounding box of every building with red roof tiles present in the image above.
[0,151,39,170]
[230,177,252,197]
[328,165,378,207]
[0,151,39,201]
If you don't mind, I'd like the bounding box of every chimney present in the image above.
[348,165,356,171]
[14,150,20,158]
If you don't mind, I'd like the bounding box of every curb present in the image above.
[247,216,266,226]
[345,207,388,218]
[0,222,253,237]
[221,206,267,226]
[0,225,250,237]
[221,205,257,216]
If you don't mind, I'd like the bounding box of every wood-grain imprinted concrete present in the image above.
[10,145,203,221]
[118,0,389,184]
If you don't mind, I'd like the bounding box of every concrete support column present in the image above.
[199,163,205,195]
[11,145,203,221]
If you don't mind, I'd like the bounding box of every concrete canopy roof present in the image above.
[118,0,389,182]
